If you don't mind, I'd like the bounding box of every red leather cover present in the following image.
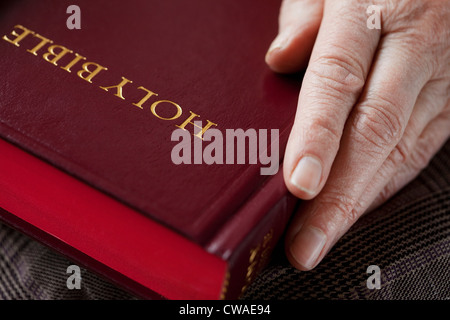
[0,137,226,299]
[0,0,300,299]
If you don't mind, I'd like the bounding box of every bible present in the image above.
[0,0,300,299]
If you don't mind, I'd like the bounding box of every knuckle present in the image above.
[319,190,360,226]
[307,53,366,98]
[385,1,449,77]
[304,114,342,147]
[390,139,413,167]
[353,95,405,150]
[388,32,437,79]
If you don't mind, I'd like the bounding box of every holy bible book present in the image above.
[0,0,300,299]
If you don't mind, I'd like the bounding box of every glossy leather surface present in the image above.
[0,0,300,245]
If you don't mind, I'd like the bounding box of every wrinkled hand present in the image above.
[266,0,450,271]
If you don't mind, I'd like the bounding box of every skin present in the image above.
[265,0,450,271]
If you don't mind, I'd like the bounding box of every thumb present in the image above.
[266,0,324,73]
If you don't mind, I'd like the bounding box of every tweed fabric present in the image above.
[0,141,449,300]
[244,141,450,300]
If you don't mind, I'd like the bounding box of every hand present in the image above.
[266,0,450,271]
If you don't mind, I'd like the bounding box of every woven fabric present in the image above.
[0,224,136,300]
[244,141,450,300]
[1,141,449,300]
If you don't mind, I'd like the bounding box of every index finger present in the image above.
[283,0,380,200]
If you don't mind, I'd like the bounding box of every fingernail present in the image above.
[290,156,322,195]
[290,226,327,270]
[266,31,289,57]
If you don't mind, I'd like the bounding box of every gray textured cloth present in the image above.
[1,141,449,300]
[244,140,450,300]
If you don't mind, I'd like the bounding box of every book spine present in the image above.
[227,194,297,299]
[205,170,298,299]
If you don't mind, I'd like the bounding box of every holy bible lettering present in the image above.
[2,25,218,139]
